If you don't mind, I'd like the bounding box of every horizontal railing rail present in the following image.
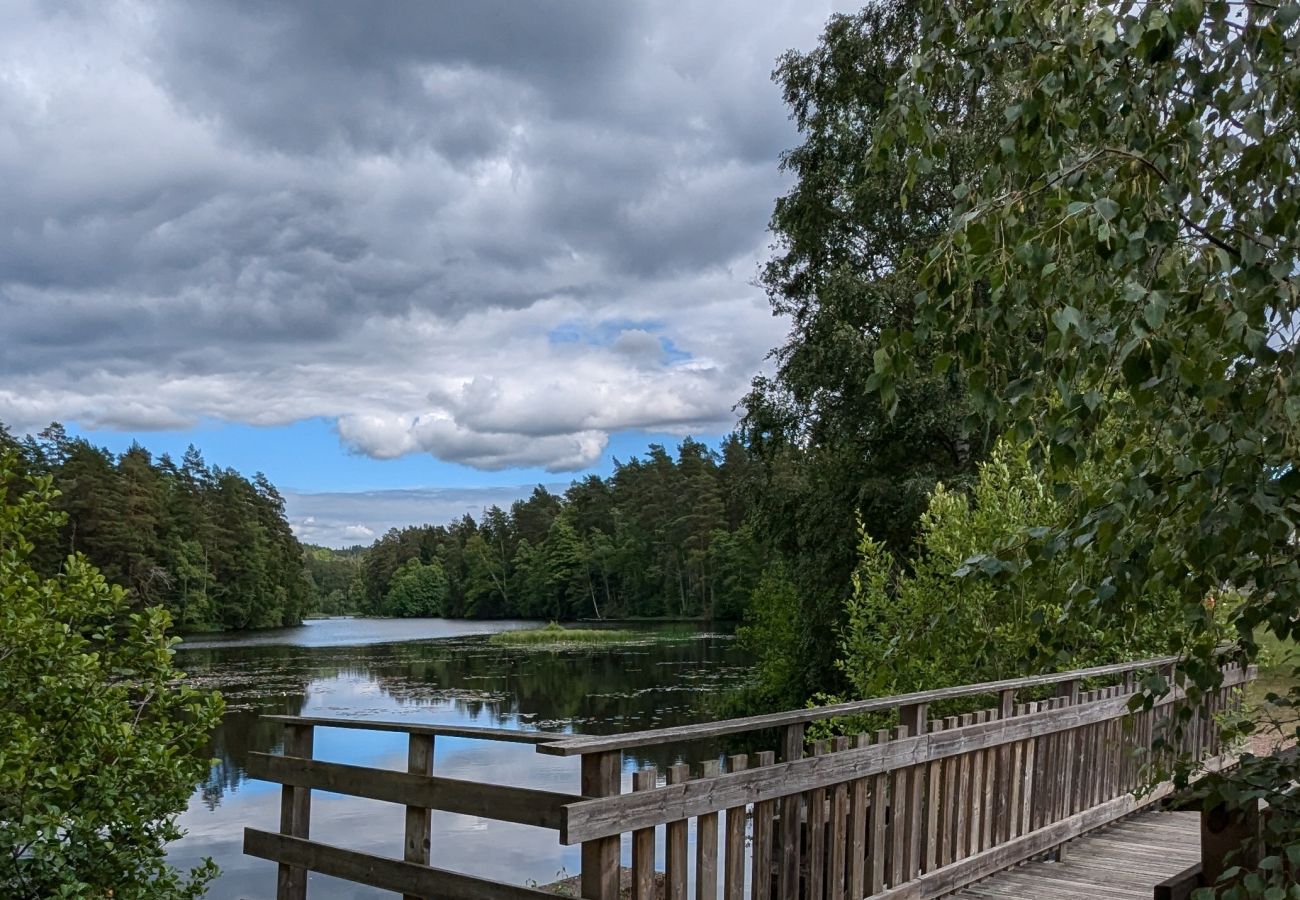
[261,714,566,744]
[557,664,1252,845]
[538,652,1222,757]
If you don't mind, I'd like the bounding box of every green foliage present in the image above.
[737,1,1013,708]
[351,437,760,623]
[838,442,1183,700]
[866,0,1300,890]
[382,557,449,617]
[6,422,310,632]
[0,451,224,898]
[732,563,806,711]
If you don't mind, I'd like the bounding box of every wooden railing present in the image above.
[243,655,1254,900]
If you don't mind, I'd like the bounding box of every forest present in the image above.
[0,422,310,631]
[314,436,763,622]
[0,420,764,629]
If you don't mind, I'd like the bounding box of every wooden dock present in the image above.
[242,653,1252,900]
[944,809,1199,899]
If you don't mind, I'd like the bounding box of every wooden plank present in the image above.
[980,715,995,853]
[924,721,943,875]
[904,728,925,882]
[723,755,748,900]
[886,726,909,884]
[247,753,575,831]
[995,690,1015,845]
[967,712,985,857]
[403,733,434,900]
[537,655,1194,757]
[696,760,720,900]
[666,763,689,900]
[580,750,621,900]
[277,723,313,900]
[778,725,803,900]
[751,751,776,900]
[829,736,850,900]
[955,715,972,861]
[868,772,1197,900]
[264,715,562,744]
[870,729,889,894]
[247,829,554,900]
[1007,729,1024,841]
[809,741,828,900]
[558,671,1251,844]
[848,735,869,899]
[939,717,959,868]
[632,768,657,900]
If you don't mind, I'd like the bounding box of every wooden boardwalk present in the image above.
[946,809,1199,900]
[244,654,1251,900]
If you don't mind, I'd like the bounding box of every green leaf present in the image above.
[1094,197,1121,221]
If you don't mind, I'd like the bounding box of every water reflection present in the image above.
[170,618,751,898]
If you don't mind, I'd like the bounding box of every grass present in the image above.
[487,622,645,647]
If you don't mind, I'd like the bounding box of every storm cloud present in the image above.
[0,1,851,470]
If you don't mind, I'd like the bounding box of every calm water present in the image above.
[170,618,751,898]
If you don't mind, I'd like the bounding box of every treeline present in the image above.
[339,437,762,621]
[0,422,309,631]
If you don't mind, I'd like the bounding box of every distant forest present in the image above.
[307,436,761,622]
[2,422,761,629]
[1,422,309,631]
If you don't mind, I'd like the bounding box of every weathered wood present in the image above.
[829,737,850,900]
[995,690,1015,845]
[536,655,1192,757]
[778,724,803,900]
[403,733,434,900]
[848,735,870,899]
[632,768,657,900]
[266,715,562,744]
[939,717,959,868]
[751,751,776,900]
[581,751,621,900]
[558,671,1251,844]
[967,712,985,857]
[868,768,1223,900]
[809,741,828,900]
[888,727,910,888]
[723,755,748,900]
[1153,862,1204,900]
[870,729,889,894]
[666,763,689,900]
[277,723,313,900]
[923,721,942,875]
[247,753,576,830]
[247,658,1249,900]
[247,829,555,900]
[696,760,720,900]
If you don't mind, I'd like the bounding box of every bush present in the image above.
[0,451,223,899]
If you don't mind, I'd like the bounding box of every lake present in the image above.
[169,617,752,898]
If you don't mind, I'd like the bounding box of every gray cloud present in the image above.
[0,0,856,471]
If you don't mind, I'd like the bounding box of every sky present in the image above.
[0,0,858,546]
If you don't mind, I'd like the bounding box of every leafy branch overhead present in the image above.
[866,0,1298,891]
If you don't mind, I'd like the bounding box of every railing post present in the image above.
[277,722,314,900]
[899,702,928,735]
[778,723,804,900]
[580,750,621,900]
[1056,678,1081,704]
[403,734,434,900]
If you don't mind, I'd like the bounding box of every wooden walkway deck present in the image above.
[946,808,1199,900]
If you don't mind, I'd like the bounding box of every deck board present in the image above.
[943,809,1198,900]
